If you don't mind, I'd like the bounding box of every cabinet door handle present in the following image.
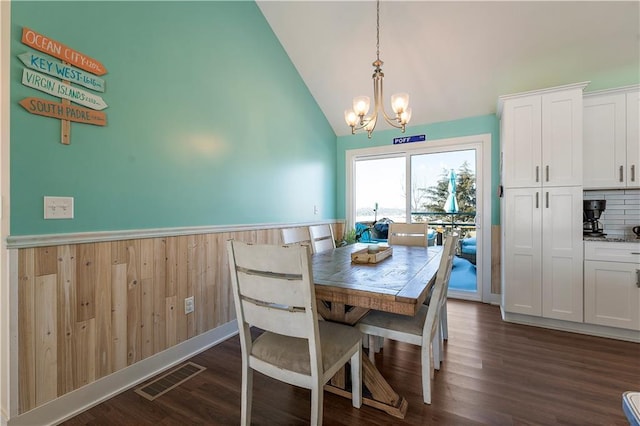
[545,165,549,182]
[545,191,549,208]
[631,165,636,182]
[636,269,640,288]
[536,166,539,183]
[536,192,539,208]
[619,165,624,182]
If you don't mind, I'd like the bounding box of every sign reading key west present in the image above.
[21,27,107,76]
[19,52,105,92]
[22,68,107,110]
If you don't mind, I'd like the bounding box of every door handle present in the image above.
[620,165,624,182]
[631,165,636,182]
[545,165,549,182]
[545,192,549,208]
[536,166,539,183]
[536,192,539,208]
[636,269,640,288]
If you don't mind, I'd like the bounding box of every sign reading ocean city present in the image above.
[19,27,108,144]
[21,27,107,76]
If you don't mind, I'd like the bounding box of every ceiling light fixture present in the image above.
[344,0,411,138]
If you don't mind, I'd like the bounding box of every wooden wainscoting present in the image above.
[16,224,343,414]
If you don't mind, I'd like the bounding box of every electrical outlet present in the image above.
[184,296,194,314]
[44,196,74,219]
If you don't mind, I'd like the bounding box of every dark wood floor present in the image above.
[62,300,639,425]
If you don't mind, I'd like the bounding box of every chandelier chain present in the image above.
[376,0,380,62]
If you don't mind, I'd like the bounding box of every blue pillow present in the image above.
[461,245,477,255]
[461,237,476,247]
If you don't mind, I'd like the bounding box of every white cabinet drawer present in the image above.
[584,241,640,263]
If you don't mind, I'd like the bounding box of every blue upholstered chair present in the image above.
[459,236,476,265]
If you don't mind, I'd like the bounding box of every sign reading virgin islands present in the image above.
[22,68,107,110]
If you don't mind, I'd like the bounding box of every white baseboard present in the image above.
[7,320,238,426]
[501,308,640,343]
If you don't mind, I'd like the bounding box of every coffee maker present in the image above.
[583,200,606,237]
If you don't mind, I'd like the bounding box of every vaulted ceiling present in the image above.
[257,1,640,136]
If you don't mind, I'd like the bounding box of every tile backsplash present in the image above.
[583,189,640,238]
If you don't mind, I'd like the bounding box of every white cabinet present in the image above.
[503,186,584,322]
[500,83,586,188]
[583,87,640,189]
[584,241,640,331]
[500,83,586,323]
[502,189,542,315]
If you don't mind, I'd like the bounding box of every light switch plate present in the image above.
[44,196,74,219]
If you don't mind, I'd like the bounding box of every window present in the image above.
[354,156,406,223]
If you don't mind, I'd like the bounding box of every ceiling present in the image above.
[257,1,640,137]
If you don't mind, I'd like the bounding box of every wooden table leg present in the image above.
[319,301,408,418]
[317,301,368,325]
[325,354,408,419]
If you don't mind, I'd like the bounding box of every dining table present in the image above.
[311,242,443,419]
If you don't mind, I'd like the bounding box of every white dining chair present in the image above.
[309,224,336,253]
[386,222,448,369]
[226,240,362,425]
[281,226,313,252]
[356,234,458,404]
[367,222,429,355]
[388,222,429,247]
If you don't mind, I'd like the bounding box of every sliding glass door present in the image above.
[347,135,490,302]
[410,149,477,295]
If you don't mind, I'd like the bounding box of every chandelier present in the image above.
[344,0,412,138]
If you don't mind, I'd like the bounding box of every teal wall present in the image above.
[10,1,337,236]
[336,114,501,225]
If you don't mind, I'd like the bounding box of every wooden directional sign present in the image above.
[22,68,108,110]
[20,97,107,126]
[18,52,105,92]
[21,27,107,76]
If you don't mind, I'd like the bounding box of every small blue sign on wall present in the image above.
[392,134,426,145]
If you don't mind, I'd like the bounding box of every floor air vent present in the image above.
[135,362,206,401]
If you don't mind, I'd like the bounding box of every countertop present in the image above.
[584,235,640,243]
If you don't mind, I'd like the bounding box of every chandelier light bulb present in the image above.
[400,107,412,125]
[365,116,376,132]
[391,93,409,114]
[353,96,370,117]
[344,110,358,127]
